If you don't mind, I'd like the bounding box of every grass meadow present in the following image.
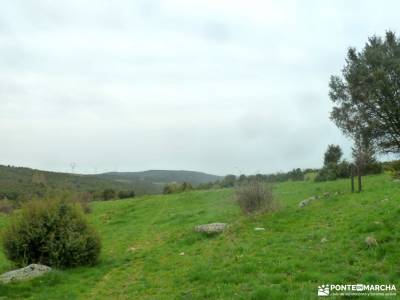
[0,174,399,299]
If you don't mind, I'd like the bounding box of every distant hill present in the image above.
[96,170,222,186]
[0,165,221,201]
[0,165,132,200]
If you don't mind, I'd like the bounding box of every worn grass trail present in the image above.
[0,175,399,299]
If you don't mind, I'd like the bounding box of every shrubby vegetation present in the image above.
[102,188,116,200]
[0,199,15,215]
[2,199,101,268]
[118,190,136,199]
[235,181,277,214]
[315,144,382,183]
[163,182,193,194]
[315,145,351,182]
[204,169,309,191]
[382,160,400,178]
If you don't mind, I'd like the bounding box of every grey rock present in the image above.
[195,223,227,234]
[299,197,314,208]
[0,264,51,284]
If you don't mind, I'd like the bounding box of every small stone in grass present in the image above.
[195,223,227,234]
[254,227,265,231]
[365,236,378,247]
[179,252,185,256]
[299,198,313,208]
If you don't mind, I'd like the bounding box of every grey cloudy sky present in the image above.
[1,0,399,175]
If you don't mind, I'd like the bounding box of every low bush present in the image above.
[0,199,14,215]
[235,181,276,214]
[2,199,101,268]
[102,188,116,200]
[118,190,136,199]
[163,182,193,194]
[73,192,93,214]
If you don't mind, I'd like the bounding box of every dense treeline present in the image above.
[163,168,319,195]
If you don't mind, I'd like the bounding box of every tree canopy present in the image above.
[329,31,400,154]
[324,144,343,166]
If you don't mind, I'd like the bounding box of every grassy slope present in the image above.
[0,174,399,299]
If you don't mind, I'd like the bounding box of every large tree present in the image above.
[329,31,400,154]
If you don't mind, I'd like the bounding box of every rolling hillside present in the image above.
[0,165,222,200]
[96,170,222,186]
[0,174,398,299]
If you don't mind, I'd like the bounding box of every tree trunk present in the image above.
[357,165,362,192]
[351,166,355,193]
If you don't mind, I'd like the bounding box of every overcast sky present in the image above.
[1,0,399,175]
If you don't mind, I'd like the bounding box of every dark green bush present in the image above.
[336,160,352,178]
[364,162,383,175]
[314,166,338,182]
[0,199,14,215]
[102,188,116,200]
[163,182,193,194]
[118,190,136,199]
[2,199,101,268]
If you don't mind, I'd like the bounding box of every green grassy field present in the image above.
[0,174,399,299]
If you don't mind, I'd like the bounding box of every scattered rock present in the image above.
[195,223,227,234]
[127,247,136,252]
[179,252,185,256]
[254,227,265,231]
[0,264,51,284]
[299,198,314,208]
[365,236,378,247]
[323,192,331,198]
[321,237,328,243]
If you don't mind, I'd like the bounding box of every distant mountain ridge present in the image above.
[0,165,222,200]
[97,170,222,186]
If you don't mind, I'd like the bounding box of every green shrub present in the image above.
[314,166,338,182]
[235,181,276,214]
[2,199,101,268]
[364,161,383,175]
[102,188,116,200]
[118,190,136,199]
[337,160,351,178]
[163,182,193,194]
[0,199,14,215]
